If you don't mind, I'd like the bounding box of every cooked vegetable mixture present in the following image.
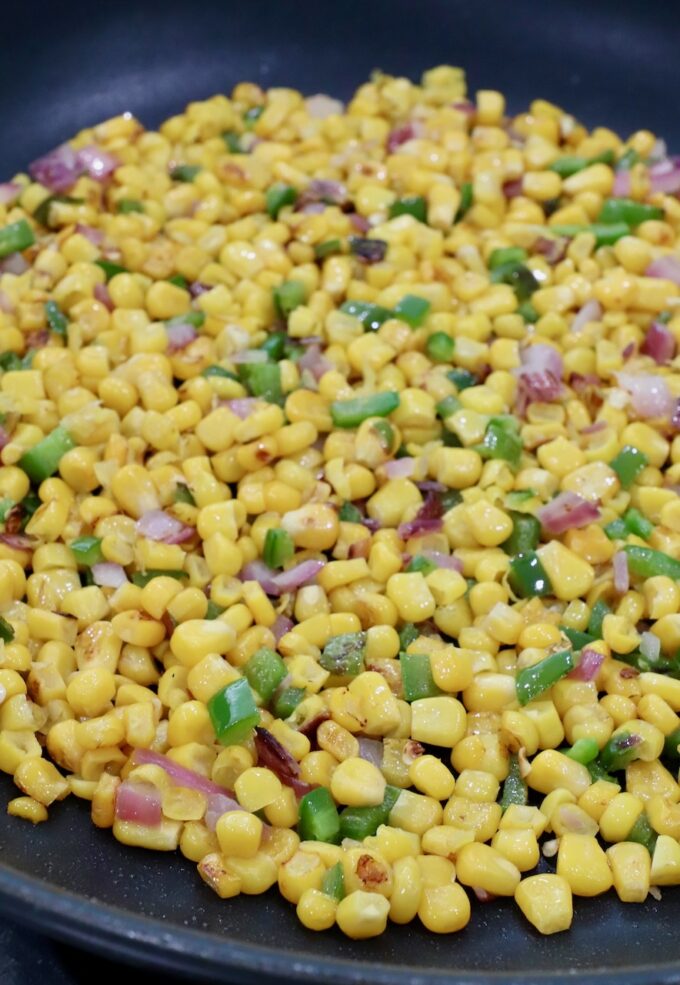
[1,66,680,939]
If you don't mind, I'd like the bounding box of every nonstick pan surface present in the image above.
[1,1,680,981]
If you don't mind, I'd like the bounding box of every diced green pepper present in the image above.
[314,239,342,260]
[488,247,528,269]
[339,300,393,332]
[208,677,260,745]
[588,599,611,638]
[202,364,239,381]
[173,484,196,506]
[259,331,287,361]
[622,508,654,540]
[604,518,629,540]
[298,787,341,843]
[19,426,75,483]
[319,632,367,677]
[405,554,437,576]
[238,362,282,404]
[393,294,431,328]
[167,274,188,289]
[624,545,680,580]
[509,551,553,599]
[598,198,664,227]
[609,445,648,489]
[436,396,461,420]
[167,311,205,328]
[599,731,643,771]
[330,391,399,428]
[222,131,242,153]
[205,601,224,619]
[117,199,144,214]
[272,686,306,720]
[338,502,363,523]
[95,259,127,281]
[447,368,477,391]
[243,106,264,128]
[617,148,640,170]
[425,332,455,363]
[627,812,657,855]
[560,626,596,651]
[130,569,186,587]
[548,149,614,178]
[0,219,35,258]
[454,182,473,222]
[389,195,427,223]
[244,647,288,703]
[170,164,202,182]
[273,280,306,318]
[490,261,539,302]
[321,861,345,901]
[551,223,631,247]
[564,738,600,765]
[499,755,527,811]
[0,616,14,643]
[515,649,573,706]
[44,300,68,336]
[33,195,82,228]
[517,300,539,323]
[263,528,294,569]
[70,536,104,567]
[339,786,400,841]
[400,652,441,701]
[477,417,522,468]
[664,727,680,759]
[502,512,541,555]
[0,499,14,523]
[398,623,419,650]
[266,183,297,219]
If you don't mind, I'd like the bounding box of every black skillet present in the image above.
[1,0,680,981]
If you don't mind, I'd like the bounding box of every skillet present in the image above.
[1,0,680,980]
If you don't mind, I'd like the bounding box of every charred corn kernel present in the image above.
[408,755,456,800]
[197,853,241,899]
[216,811,263,858]
[514,874,573,935]
[557,833,614,896]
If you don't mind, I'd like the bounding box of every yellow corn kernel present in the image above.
[234,767,282,812]
[651,834,680,886]
[197,852,242,899]
[408,755,456,800]
[556,833,613,896]
[535,541,595,601]
[491,829,540,872]
[335,891,390,939]
[607,842,650,902]
[410,696,466,747]
[278,850,326,904]
[456,842,521,896]
[330,756,386,807]
[514,874,573,935]
[465,499,513,547]
[527,749,591,797]
[389,855,423,924]
[216,810,263,858]
[443,796,502,842]
[296,888,337,931]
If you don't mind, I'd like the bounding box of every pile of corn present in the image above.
[0,65,680,940]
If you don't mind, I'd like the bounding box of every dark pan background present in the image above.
[1,1,680,982]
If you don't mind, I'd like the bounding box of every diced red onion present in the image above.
[0,291,13,314]
[616,372,674,419]
[398,517,442,540]
[132,748,234,798]
[349,213,370,233]
[24,329,49,350]
[166,322,198,353]
[533,236,568,265]
[420,550,463,572]
[76,145,119,182]
[348,539,370,559]
[272,614,294,642]
[452,100,475,119]
[29,144,81,193]
[384,457,415,479]
[115,781,162,826]
[298,344,331,382]
[297,179,348,209]
[622,342,635,361]
[240,558,324,596]
[0,183,21,206]
[91,562,128,588]
[416,480,446,494]
[254,726,313,797]
[537,492,601,535]
[357,737,384,768]
[641,321,676,364]
[568,647,605,682]
[649,157,680,196]
[136,509,194,544]
[502,179,523,199]
[205,792,245,831]
[672,399,680,432]
[223,397,258,419]
[305,94,344,119]
[189,281,211,298]
[93,282,113,311]
[612,170,632,197]
[299,202,326,215]
[387,121,425,153]
[0,253,30,275]
[75,223,104,245]
[640,631,661,662]
[230,348,267,364]
[613,551,629,594]
[0,426,10,452]
[580,420,607,435]
[571,299,602,333]
[645,255,680,286]
[473,887,497,903]
[0,533,35,550]
[515,344,563,411]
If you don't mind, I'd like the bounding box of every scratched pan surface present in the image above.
[1,0,680,981]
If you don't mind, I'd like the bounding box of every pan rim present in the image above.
[0,860,679,985]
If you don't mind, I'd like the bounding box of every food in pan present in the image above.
[0,65,679,938]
